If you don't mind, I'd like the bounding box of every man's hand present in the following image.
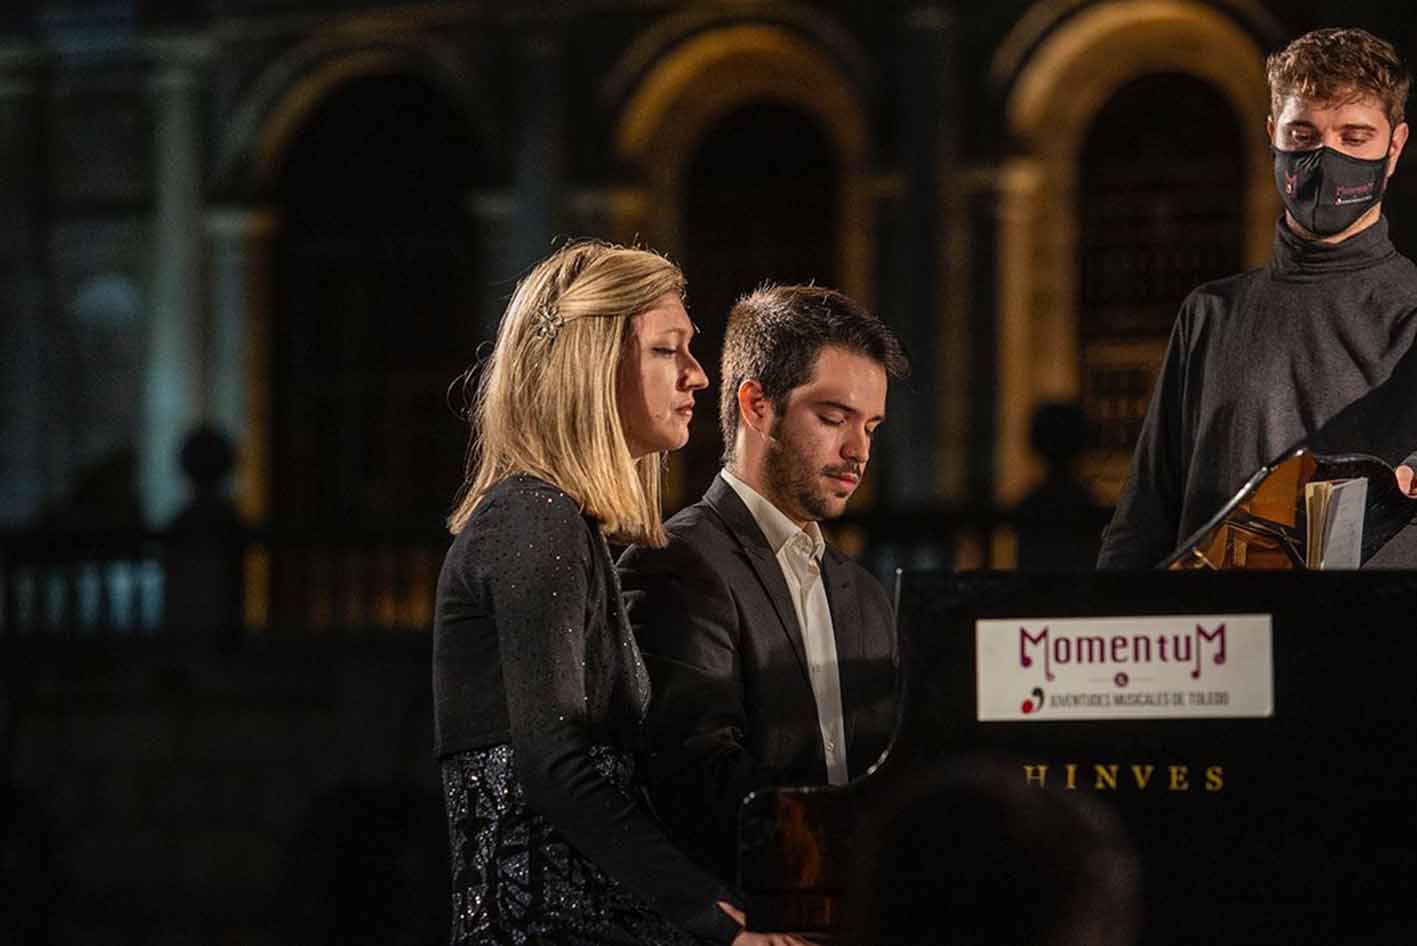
[1397,465,1417,497]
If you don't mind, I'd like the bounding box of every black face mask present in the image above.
[1273,143,1390,237]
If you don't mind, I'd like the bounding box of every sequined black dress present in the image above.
[433,475,742,945]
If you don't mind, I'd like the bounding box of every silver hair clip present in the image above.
[534,303,564,342]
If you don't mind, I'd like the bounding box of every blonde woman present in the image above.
[433,242,801,946]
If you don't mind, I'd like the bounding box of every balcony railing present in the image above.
[0,525,449,638]
[0,506,1110,638]
[2,529,167,635]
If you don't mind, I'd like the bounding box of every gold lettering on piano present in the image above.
[1094,764,1119,790]
[1169,765,1190,791]
[1205,765,1224,791]
[1023,763,1224,792]
[1131,764,1155,789]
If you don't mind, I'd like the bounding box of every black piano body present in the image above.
[738,571,1417,945]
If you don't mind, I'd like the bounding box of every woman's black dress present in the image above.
[433,475,741,945]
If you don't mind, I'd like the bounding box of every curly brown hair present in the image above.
[1266,27,1411,126]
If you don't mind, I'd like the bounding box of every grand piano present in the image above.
[738,451,1417,945]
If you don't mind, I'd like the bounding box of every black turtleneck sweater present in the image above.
[1099,216,1417,568]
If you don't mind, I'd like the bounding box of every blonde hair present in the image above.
[448,240,684,546]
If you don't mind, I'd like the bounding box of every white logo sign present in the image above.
[976,614,1274,721]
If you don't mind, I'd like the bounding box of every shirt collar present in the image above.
[720,468,825,561]
[1271,214,1396,282]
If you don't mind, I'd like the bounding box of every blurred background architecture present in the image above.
[2,1,1415,943]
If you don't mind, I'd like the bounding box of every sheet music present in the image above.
[1317,477,1366,569]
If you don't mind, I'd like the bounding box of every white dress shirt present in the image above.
[720,468,849,785]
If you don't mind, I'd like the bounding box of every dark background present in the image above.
[2,2,1416,942]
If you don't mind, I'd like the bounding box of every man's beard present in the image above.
[762,419,858,523]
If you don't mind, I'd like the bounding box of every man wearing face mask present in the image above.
[1099,27,1417,569]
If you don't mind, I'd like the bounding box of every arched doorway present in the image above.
[678,102,839,501]
[272,73,484,529]
[612,22,872,506]
[993,0,1277,509]
[267,72,487,628]
[1077,73,1246,481]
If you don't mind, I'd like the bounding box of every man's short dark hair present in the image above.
[718,284,909,462]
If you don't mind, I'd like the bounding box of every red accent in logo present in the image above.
[1021,686,1045,714]
[1284,171,1297,195]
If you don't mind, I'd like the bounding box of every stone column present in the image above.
[0,47,48,526]
[463,189,520,339]
[510,31,565,271]
[206,207,278,523]
[879,5,953,505]
[140,37,208,527]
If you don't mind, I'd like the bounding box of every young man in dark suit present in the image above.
[618,284,909,880]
